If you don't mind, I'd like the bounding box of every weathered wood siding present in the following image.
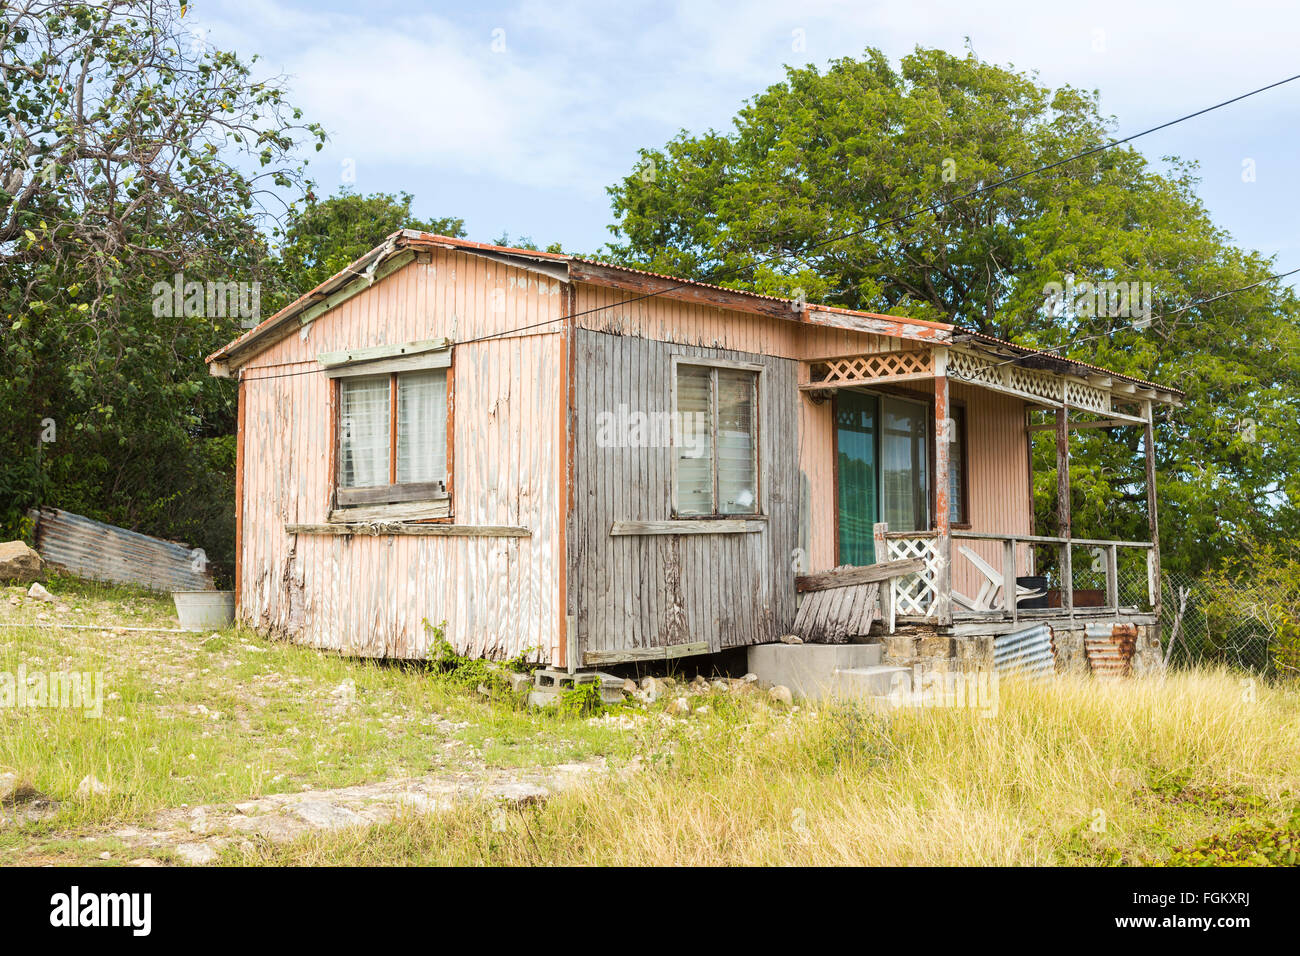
[571,283,895,581]
[237,247,566,661]
[568,329,800,659]
[951,382,1034,597]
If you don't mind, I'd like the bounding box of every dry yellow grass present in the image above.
[235,668,1300,866]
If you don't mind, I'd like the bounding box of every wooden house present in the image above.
[207,231,1182,673]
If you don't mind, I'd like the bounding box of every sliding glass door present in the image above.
[835,392,930,564]
[835,392,878,565]
[881,397,929,532]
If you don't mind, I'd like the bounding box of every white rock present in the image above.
[26,582,54,603]
[711,680,729,693]
[779,633,803,645]
[98,851,111,860]
[667,697,690,715]
[175,843,217,865]
[291,800,364,829]
[741,673,759,683]
[769,685,794,707]
[75,774,110,799]
[329,679,356,702]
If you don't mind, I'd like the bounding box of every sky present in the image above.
[191,0,1300,273]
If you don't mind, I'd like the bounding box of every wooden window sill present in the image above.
[329,500,450,523]
[287,522,528,538]
[610,519,766,535]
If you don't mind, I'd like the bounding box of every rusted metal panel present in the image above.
[31,507,214,592]
[1084,622,1137,678]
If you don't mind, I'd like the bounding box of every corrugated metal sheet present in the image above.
[1085,622,1137,679]
[994,624,1055,679]
[31,507,214,592]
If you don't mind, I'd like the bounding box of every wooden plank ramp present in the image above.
[791,573,879,644]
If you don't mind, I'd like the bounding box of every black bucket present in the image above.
[1017,575,1049,609]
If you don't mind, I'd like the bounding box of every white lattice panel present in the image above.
[948,349,1002,387]
[886,535,940,618]
[950,347,1114,414]
[810,349,932,387]
[1064,379,1109,413]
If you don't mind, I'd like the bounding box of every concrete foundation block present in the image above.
[747,643,884,701]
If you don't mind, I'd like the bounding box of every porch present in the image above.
[798,329,1182,638]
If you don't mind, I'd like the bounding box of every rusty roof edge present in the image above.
[201,231,1178,398]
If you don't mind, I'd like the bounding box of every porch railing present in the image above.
[872,523,1157,627]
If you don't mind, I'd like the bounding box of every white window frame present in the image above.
[669,355,764,519]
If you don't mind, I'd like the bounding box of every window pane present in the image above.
[675,364,714,515]
[397,369,447,484]
[339,377,390,488]
[836,392,878,564]
[949,406,965,524]
[881,397,928,532]
[716,368,757,514]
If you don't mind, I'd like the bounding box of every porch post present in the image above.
[1142,400,1162,616]
[933,347,952,626]
[1056,405,1073,617]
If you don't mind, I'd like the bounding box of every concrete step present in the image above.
[832,665,911,699]
[747,642,884,701]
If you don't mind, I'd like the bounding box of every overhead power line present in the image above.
[239,71,1300,382]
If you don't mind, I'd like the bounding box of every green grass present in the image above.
[4,575,1300,866]
[228,670,1300,867]
[0,576,633,864]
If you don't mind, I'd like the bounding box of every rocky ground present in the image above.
[0,575,791,865]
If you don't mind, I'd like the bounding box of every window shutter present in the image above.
[715,368,757,514]
[339,376,390,488]
[397,369,447,484]
[675,364,714,515]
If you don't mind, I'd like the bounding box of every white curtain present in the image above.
[881,396,928,531]
[340,376,390,488]
[397,369,447,484]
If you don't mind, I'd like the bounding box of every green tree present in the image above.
[268,190,466,311]
[604,47,1300,574]
[0,1,324,582]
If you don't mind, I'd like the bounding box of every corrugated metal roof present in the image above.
[204,232,1179,399]
[31,507,215,593]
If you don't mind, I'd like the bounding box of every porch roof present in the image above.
[954,329,1184,403]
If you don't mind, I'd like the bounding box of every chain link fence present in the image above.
[1023,544,1287,675]
[1159,570,1281,674]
